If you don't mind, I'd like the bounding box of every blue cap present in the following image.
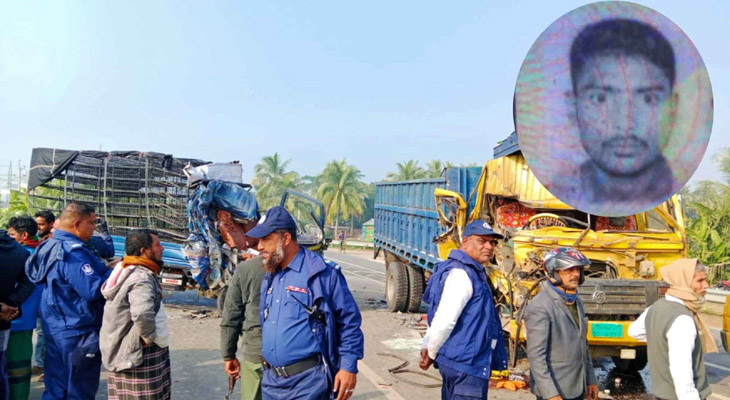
[245,206,297,238]
[463,220,503,239]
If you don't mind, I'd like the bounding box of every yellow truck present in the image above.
[374,132,684,372]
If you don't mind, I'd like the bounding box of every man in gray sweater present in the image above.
[220,217,265,400]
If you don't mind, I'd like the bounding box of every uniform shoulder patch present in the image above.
[325,260,341,271]
[81,264,94,276]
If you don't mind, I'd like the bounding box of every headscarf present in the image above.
[660,258,718,353]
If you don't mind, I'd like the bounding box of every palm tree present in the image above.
[316,159,365,236]
[426,160,454,178]
[386,160,426,181]
[252,153,300,209]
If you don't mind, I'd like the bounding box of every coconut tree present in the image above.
[316,159,365,236]
[426,160,454,178]
[386,160,426,181]
[252,153,300,209]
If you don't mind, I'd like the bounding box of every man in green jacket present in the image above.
[220,218,265,400]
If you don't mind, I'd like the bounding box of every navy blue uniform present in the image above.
[25,229,111,400]
[259,246,364,400]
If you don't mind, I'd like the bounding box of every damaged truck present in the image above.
[27,149,329,309]
[373,132,686,372]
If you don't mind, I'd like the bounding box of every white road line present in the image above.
[340,269,385,286]
[358,360,407,400]
[706,361,730,373]
[328,256,386,275]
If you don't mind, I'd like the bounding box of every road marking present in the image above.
[706,361,730,373]
[340,269,385,286]
[328,256,386,275]
[358,360,407,400]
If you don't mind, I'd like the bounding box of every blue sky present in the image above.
[1,1,728,184]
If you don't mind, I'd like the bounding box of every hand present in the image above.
[95,217,109,234]
[107,258,122,269]
[240,253,257,261]
[547,396,562,400]
[224,358,241,380]
[587,384,599,400]
[0,303,19,321]
[419,348,434,370]
[333,369,356,400]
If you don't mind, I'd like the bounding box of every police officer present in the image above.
[25,202,111,400]
[245,207,364,400]
[420,220,508,400]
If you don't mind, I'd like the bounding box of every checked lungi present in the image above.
[107,344,171,400]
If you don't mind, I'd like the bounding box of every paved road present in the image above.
[326,250,730,399]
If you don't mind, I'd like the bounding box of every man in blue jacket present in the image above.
[25,202,111,400]
[420,220,508,400]
[247,206,364,400]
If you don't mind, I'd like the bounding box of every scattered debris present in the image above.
[376,352,442,389]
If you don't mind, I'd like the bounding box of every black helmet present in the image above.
[543,247,590,286]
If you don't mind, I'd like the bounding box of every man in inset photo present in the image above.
[556,18,677,214]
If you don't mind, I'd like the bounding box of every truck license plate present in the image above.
[591,323,623,338]
[162,278,182,286]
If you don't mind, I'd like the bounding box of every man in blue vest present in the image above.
[420,220,508,400]
[25,202,111,400]
[247,206,364,400]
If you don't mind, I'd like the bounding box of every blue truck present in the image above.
[373,167,483,312]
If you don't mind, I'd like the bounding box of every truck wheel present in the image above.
[217,286,228,313]
[612,347,648,372]
[386,261,409,312]
[406,265,424,313]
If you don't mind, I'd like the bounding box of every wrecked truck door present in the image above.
[279,189,330,254]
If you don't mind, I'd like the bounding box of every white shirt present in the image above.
[628,295,700,400]
[422,269,473,359]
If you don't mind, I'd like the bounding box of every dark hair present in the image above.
[125,229,159,256]
[34,210,56,224]
[8,216,38,237]
[275,228,297,242]
[61,201,96,219]
[570,18,675,94]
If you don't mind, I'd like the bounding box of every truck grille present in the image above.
[578,279,668,316]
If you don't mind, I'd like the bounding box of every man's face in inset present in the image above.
[575,53,674,176]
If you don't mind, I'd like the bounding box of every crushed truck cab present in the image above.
[375,132,684,373]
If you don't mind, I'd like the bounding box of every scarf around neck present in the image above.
[121,255,161,276]
[547,280,578,305]
[660,258,718,353]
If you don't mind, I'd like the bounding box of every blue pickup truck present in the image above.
[111,235,193,292]
[374,167,483,312]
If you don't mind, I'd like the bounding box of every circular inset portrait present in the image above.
[515,1,712,217]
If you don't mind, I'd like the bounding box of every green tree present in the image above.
[386,160,426,181]
[316,159,365,236]
[0,189,29,227]
[426,160,454,178]
[252,153,300,209]
[685,148,730,272]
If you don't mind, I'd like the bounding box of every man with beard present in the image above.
[247,207,363,400]
[100,229,171,400]
[554,19,677,215]
[220,212,267,400]
[25,202,111,400]
[629,259,714,399]
[34,211,55,242]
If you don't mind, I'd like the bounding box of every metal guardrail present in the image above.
[706,288,730,304]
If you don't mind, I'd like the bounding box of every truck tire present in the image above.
[406,264,424,313]
[612,347,648,372]
[386,261,409,313]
